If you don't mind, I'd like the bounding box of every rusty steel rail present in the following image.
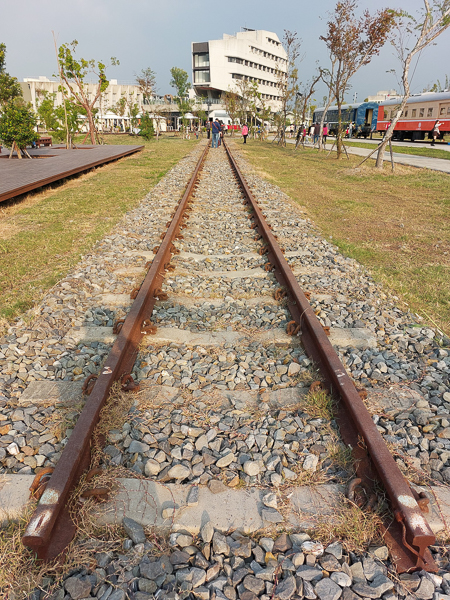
[22,142,210,560]
[223,139,437,573]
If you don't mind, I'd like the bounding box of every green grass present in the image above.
[239,141,450,335]
[0,135,199,321]
[344,139,450,160]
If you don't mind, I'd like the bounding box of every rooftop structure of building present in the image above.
[192,29,288,111]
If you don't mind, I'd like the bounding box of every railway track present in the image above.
[2,139,448,588]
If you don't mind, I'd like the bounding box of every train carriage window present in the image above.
[427,107,433,117]
[404,110,408,117]
[412,109,417,117]
[448,106,450,114]
[441,106,446,115]
[419,108,424,117]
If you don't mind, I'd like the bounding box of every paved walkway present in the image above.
[270,137,450,174]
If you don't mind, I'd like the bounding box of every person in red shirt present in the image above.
[323,124,328,146]
[241,123,249,144]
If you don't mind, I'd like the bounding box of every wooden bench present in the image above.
[36,137,52,148]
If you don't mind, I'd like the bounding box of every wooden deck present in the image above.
[0,144,144,203]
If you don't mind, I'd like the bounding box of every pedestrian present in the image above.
[218,121,223,146]
[431,120,443,146]
[211,118,221,148]
[348,122,353,138]
[206,120,211,140]
[313,122,320,145]
[322,124,328,146]
[242,123,249,144]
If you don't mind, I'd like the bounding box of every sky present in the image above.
[1,0,449,104]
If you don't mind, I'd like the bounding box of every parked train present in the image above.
[312,101,380,138]
[312,91,450,141]
[376,91,450,140]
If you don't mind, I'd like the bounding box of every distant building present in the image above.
[366,89,399,102]
[192,29,287,111]
[22,76,146,114]
[21,76,172,131]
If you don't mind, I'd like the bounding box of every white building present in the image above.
[21,76,171,131]
[23,77,147,113]
[366,89,399,102]
[192,29,287,111]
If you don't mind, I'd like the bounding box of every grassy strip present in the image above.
[0,135,198,321]
[344,139,450,161]
[240,141,450,335]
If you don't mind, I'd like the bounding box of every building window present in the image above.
[427,107,433,117]
[194,70,210,83]
[228,56,243,64]
[194,53,209,68]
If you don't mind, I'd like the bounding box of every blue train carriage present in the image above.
[313,101,380,137]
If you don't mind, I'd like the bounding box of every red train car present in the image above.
[376,91,450,141]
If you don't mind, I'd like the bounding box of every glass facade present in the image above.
[194,70,210,83]
[194,53,210,68]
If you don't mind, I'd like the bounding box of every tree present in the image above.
[0,102,39,158]
[320,0,396,158]
[0,43,22,107]
[110,95,127,117]
[35,91,83,143]
[191,98,207,137]
[57,40,119,144]
[222,90,240,136]
[170,67,193,137]
[139,113,154,140]
[128,100,140,132]
[295,69,323,149]
[423,74,449,92]
[376,1,450,168]
[135,68,157,105]
[36,91,59,133]
[275,30,301,147]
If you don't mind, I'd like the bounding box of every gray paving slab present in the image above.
[62,324,375,349]
[0,475,34,525]
[18,380,84,405]
[328,327,377,349]
[3,473,448,536]
[100,293,133,307]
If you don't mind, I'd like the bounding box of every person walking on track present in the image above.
[211,118,221,148]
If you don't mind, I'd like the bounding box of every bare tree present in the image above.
[135,68,157,105]
[222,90,240,136]
[295,69,323,149]
[320,0,396,158]
[317,66,337,150]
[375,0,450,168]
[275,30,301,147]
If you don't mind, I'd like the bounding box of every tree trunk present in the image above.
[86,107,96,145]
[376,56,412,169]
[336,103,342,159]
[318,94,333,150]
